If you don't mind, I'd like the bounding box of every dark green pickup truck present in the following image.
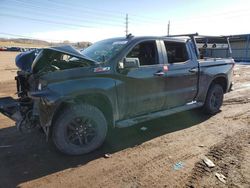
[0,34,234,155]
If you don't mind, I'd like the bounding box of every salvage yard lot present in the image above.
[0,52,249,188]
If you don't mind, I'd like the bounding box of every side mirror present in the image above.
[123,57,140,69]
[120,57,140,69]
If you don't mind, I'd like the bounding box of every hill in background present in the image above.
[0,38,92,49]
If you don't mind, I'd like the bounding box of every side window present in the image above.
[126,41,158,66]
[164,41,189,63]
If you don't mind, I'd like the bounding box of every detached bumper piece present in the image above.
[0,97,19,121]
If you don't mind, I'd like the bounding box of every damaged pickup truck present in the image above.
[0,34,234,155]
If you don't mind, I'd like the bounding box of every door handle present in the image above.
[189,68,198,73]
[154,71,165,76]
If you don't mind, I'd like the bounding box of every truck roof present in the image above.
[102,36,188,43]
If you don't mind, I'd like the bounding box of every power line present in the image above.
[11,0,124,20]
[1,2,166,29]
[44,0,165,22]
[0,32,63,42]
[3,1,125,23]
[0,5,124,27]
[1,1,180,38]
[4,0,177,31]
[8,0,250,30]
[10,0,165,24]
[42,0,125,16]
[42,0,167,23]
[0,32,34,38]
[0,13,96,28]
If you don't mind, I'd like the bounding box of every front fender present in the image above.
[29,77,118,127]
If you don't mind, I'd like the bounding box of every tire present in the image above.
[52,104,107,155]
[203,84,224,115]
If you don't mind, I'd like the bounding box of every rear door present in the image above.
[116,40,168,119]
[160,40,199,109]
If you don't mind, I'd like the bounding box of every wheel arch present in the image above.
[202,75,227,104]
[51,93,114,130]
[209,76,228,93]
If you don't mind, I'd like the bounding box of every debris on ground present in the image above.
[199,145,205,147]
[140,126,148,131]
[203,157,215,168]
[104,153,111,158]
[173,162,184,170]
[215,172,227,184]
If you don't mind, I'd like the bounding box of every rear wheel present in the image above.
[203,84,224,114]
[52,104,107,155]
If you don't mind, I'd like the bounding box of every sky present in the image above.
[0,0,250,43]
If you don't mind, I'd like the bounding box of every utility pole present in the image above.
[125,14,128,36]
[167,20,170,36]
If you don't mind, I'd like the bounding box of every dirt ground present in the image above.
[0,52,249,188]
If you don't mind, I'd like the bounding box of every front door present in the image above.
[116,40,168,120]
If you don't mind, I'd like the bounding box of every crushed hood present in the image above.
[42,45,91,60]
[32,45,96,73]
[15,45,96,73]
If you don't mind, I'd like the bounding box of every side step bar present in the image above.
[116,101,204,128]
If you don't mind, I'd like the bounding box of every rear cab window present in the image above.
[164,41,189,64]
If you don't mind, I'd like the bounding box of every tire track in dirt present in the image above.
[186,129,250,188]
[223,97,250,105]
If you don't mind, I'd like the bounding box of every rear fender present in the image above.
[197,74,228,102]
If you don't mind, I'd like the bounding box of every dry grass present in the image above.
[0,41,48,48]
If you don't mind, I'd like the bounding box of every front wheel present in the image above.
[52,104,107,155]
[203,84,224,115]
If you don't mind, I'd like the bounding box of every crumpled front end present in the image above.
[0,45,96,135]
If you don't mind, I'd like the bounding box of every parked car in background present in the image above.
[0,46,7,51]
[6,47,21,52]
